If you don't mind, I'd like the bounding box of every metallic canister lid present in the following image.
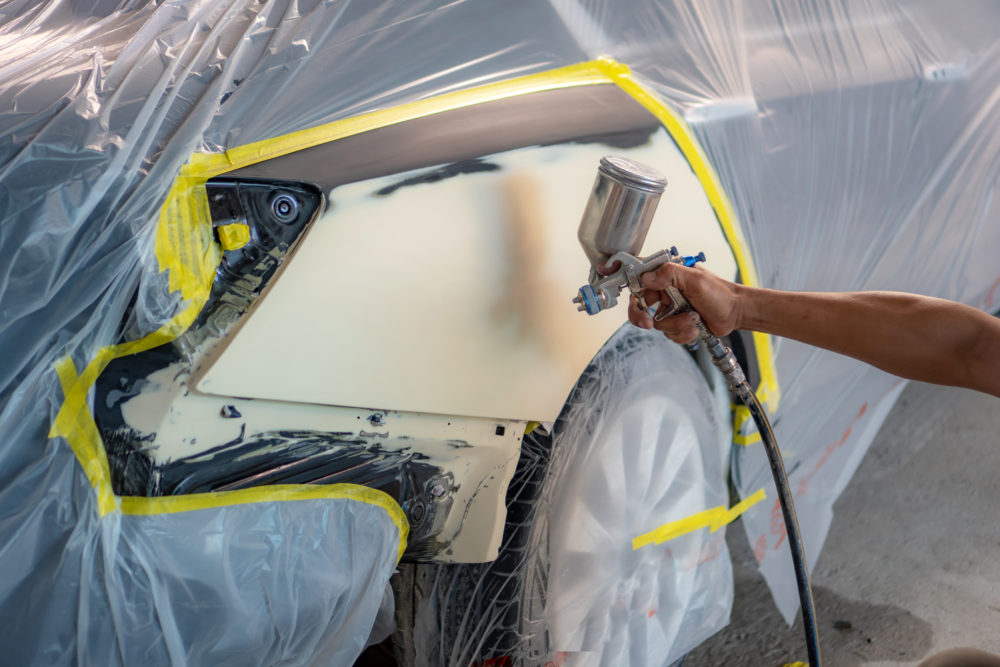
[598,156,667,194]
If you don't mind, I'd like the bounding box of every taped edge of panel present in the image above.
[50,354,410,559]
[47,58,776,552]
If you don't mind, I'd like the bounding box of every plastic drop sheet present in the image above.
[4,0,1000,664]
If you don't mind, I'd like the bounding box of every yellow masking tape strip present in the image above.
[50,58,777,558]
[217,223,251,250]
[590,57,780,415]
[733,404,761,446]
[51,356,117,516]
[733,429,762,447]
[221,61,611,169]
[154,162,221,302]
[121,483,410,562]
[632,487,766,550]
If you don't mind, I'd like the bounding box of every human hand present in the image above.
[628,263,743,343]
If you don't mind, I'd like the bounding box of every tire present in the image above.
[393,328,733,667]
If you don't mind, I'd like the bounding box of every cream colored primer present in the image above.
[198,131,736,422]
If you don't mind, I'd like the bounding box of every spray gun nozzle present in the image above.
[574,284,603,315]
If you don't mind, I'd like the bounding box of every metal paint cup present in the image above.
[577,156,667,272]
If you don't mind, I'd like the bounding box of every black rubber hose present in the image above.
[696,320,822,664]
[744,389,822,667]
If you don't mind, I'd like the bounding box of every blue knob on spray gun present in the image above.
[667,246,708,268]
[682,252,706,267]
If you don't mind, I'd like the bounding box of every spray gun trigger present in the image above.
[653,285,691,322]
[623,262,643,297]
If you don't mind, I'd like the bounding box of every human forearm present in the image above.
[633,263,1000,398]
[737,286,1000,396]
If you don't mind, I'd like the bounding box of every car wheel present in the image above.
[393,327,733,667]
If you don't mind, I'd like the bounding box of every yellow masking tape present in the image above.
[51,356,117,516]
[733,405,762,446]
[217,223,251,250]
[632,488,766,550]
[222,61,611,169]
[733,428,762,447]
[50,58,777,558]
[121,483,410,562]
[154,163,221,302]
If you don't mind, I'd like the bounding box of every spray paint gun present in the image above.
[572,156,751,401]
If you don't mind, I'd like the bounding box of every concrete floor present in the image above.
[687,381,1000,666]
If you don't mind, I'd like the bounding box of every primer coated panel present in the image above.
[199,132,736,420]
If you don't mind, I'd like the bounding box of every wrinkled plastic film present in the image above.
[674,4,1000,621]
[4,0,1000,663]
[399,329,738,666]
[2,3,409,664]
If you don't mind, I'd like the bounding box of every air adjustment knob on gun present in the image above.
[682,252,706,267]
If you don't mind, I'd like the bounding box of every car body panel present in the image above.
[97,64,752,563]
[198,126,737,421]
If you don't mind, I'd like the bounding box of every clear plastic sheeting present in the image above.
[397,329,735,667]
[672,2,1000,623]
[0,430,403,665]
[4,0,1000,663]
[538,332,734,665]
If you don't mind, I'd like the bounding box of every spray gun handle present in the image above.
[658,284,750,397]
[657,273,751,398]
[654,285,692,321]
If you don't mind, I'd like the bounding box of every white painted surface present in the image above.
[120,364,524,562]
[198,130,737,421]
